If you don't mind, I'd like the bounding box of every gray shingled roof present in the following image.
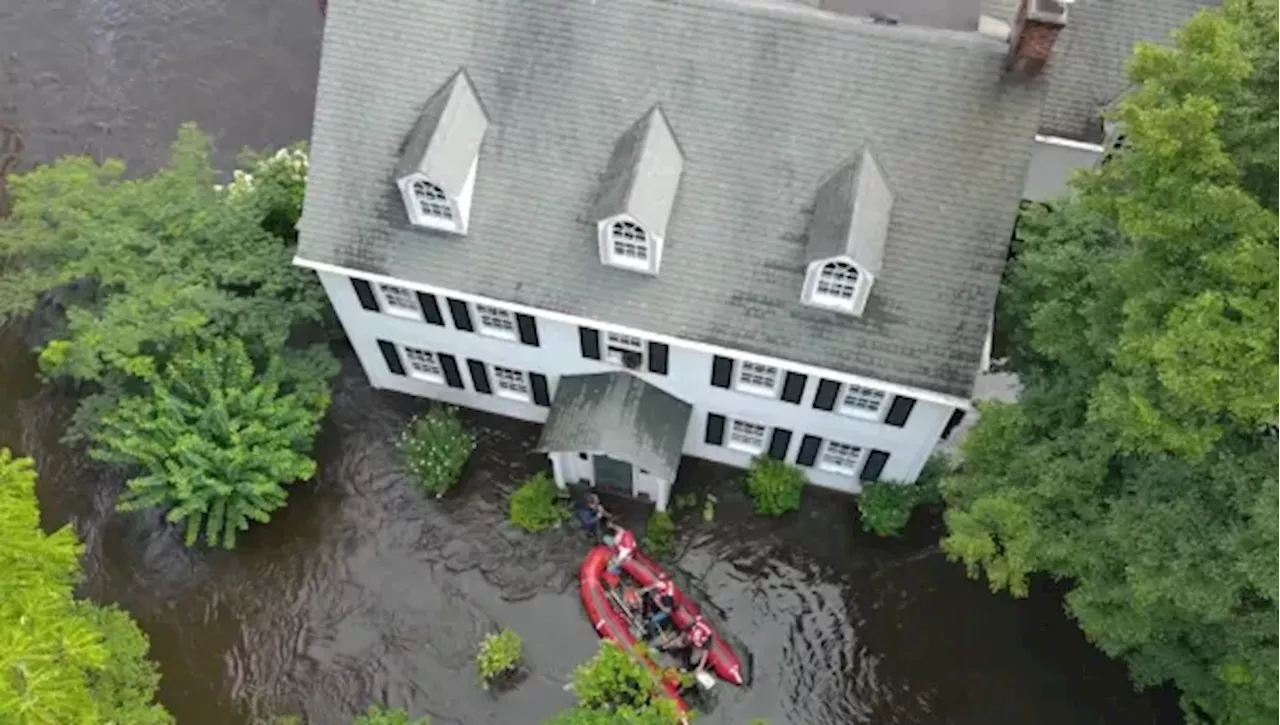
[1000,0,1219,142]
[393,70,489,197]
[805,148,893,274]
[536,372,693,483]
[297,0,1048,398]
[591,106,684,241]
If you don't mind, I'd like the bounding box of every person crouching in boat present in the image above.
[659,614,713,676]
[639,572,676,639]
[603,523,637,577]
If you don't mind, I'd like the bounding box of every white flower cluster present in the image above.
[213,146,309,198]
[397,409,475,495]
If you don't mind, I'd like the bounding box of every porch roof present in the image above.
[536,372,692,483]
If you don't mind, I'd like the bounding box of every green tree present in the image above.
[940,2,1278,723]
[547,641,684,724]
[0,448,171,724]
[0,125,331,442]
[90,337,336,548]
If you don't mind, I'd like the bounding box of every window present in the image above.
[402,346,443,382]
[841,384,886,418]
[475,303,516,339]
[605,332,645,368]
[610,221,649,262]
[728,419,767,454]
[493,365,530,400]
[819,440,863,474]
[378,284,420,318]
[815,261,858,302]
[736,361,780,396]
[411,179,453,221]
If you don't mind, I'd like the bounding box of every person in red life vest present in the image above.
[603,523,637,576]
[640,572,676,639]
[659,613,713,675]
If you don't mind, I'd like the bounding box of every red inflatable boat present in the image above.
[581,544,748,687]
[579,546,692,716]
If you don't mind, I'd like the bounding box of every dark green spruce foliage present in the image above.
[940,3,1278,723]
[91,338,336,548]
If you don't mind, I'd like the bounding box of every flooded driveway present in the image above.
[1,1,1178,723]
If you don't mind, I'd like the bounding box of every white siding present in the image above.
[319,270,953,495]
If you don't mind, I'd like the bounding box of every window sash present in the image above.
[819,440,862,474]
[378,284,421,318]
[815,263,858,300]
[605,332,646,365]
[475,304,517,338]
[403,346,443,382]
[493,365,530,399]
[736,361,779,396]
[840,384,886,418]
[727,419,767,453]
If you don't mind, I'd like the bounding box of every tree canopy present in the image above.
[548,641,685,725]
[0,448,171,724]
[0,126,338,546]
[940,2,1278,723]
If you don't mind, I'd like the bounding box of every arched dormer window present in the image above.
[815,260,858,302]
[610,221,649,262]
[411,180,454,222]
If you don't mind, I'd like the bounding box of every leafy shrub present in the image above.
[858,455,947,537]
[642,509,676,557]
[745,457,806,516]
[352,706,430,725]
[477,629,524,686]
[0,448,172,724]
[90,338,337,549]
[558,641,683,724]
[399,407,475,497]
[509,471,569,532]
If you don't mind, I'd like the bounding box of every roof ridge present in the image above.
[671,0,1005,47]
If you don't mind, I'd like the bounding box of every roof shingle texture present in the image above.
[1031,0,1219,141]
[536,372,694,483]
[298,0,1048,398]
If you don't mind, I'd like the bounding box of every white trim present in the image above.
[1033,134,1106,154]
[734,360,782,399]
[375,283,423,321]
[837,383,888,422]
[293,257,974,409]
[473,302,519,341]
[817,439,863,475]
[726,418,768,455]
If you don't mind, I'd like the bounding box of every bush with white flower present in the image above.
[214,144,309,242]
[399,407,476,498]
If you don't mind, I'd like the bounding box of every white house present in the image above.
[294,0,1098,510]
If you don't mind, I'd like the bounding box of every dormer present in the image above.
[802,148,893,317]
[591,106,684,275]
[394,70,489,235]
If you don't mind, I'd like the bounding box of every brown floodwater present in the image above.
[0,1,1180,724]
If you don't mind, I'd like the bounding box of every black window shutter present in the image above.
[812,379,840,411]
[704,414,726,445]
[781,372,807,404]
[885,396,916,427]
[352,278,380,312]
[530,373,550,407]
[941,408,966,440]
[448,298,473,331]
[796,435,822,467]
[416,292,444,325]
[466,359,491,394]
[579,327,601,359]
[860,450,889,481]
[377,340,404,376]
[648,342,669,375]
[438,353,464,389]
[767,428,792,460]
[516,314,540,346]
[710,356,734,388]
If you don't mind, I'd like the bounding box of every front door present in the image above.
[592,454,634,494]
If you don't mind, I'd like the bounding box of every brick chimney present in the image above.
[1006,0,1069,79]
